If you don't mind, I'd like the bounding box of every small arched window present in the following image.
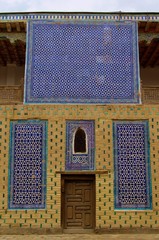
[74,128,87,153]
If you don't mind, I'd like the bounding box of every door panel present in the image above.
[63,177,95,229]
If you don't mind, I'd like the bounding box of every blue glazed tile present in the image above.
[66,121,95,170]
[25,20,140,104]
[9,120,47,209]
[113,121,152,210]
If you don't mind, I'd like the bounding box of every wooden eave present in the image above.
[0,38,25,66]
[1,20,159,67]
[138,21,159,33]
[0,22,26,33]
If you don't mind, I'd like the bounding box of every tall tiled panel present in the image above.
[113,121,152,210]
[9,120,47,209]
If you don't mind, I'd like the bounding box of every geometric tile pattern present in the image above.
[66,121,95,170]
[1,13,159,22]
[25,20,140,104]
[113,121,152,209]
[8,120,47,209]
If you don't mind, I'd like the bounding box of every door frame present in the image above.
[61,174,96,231]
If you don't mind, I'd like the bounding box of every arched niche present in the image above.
[73,127,88,154]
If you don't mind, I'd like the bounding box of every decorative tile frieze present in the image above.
[1,13,159,22]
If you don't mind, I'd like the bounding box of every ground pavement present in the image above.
[0,234,159,240]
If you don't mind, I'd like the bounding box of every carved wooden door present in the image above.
[62,176,95,229]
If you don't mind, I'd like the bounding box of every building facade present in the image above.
[0,12,159,234]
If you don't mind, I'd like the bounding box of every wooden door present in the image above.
[62,175,95,229]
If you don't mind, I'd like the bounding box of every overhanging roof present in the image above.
[1,12,159,68]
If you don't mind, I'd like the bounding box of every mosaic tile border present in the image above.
[8,120,48,209]
[113,120,152,210]
[1,13,159,22]
[24,20,140,104]
[66,120,95,170]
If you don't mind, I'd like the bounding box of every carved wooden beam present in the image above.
[6,23,11,32]
[15,22,21,32]
[0,38,26,65]
[14,40,26,65]
[13,42,20,65]
[5,38,16,63]
[139,40,148,62]
[146,41,159,67]
[140,39,158,67]
[145,22,152,32]
[0,22,26,33]
[155,22,159,33]
[0,39,9,64]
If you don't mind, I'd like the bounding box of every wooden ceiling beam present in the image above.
[139,40,147,52]
[0,22,26,33]
[140,39,158,67]
[138,22,141,29]
[0,40,11,64]
[146,41,159,67]
[140,41,153,66]
[0,38,26,65]
[6,23,12,32]
[13,43,20,65]
[15,22,21,32]
[145,22,151,32]
[14,40,22,65]
[155,23,159,33]
[139,41,148,63]
[14,40,26,65]
[5,38,16,63]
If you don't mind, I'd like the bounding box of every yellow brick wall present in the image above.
[0,104,158,231]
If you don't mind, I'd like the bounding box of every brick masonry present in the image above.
[0,104,158,232]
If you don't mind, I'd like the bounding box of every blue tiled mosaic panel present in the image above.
[113,121,152,209]
[25,20,139,104]
[66,121,95,170]
[9,120,47,209]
